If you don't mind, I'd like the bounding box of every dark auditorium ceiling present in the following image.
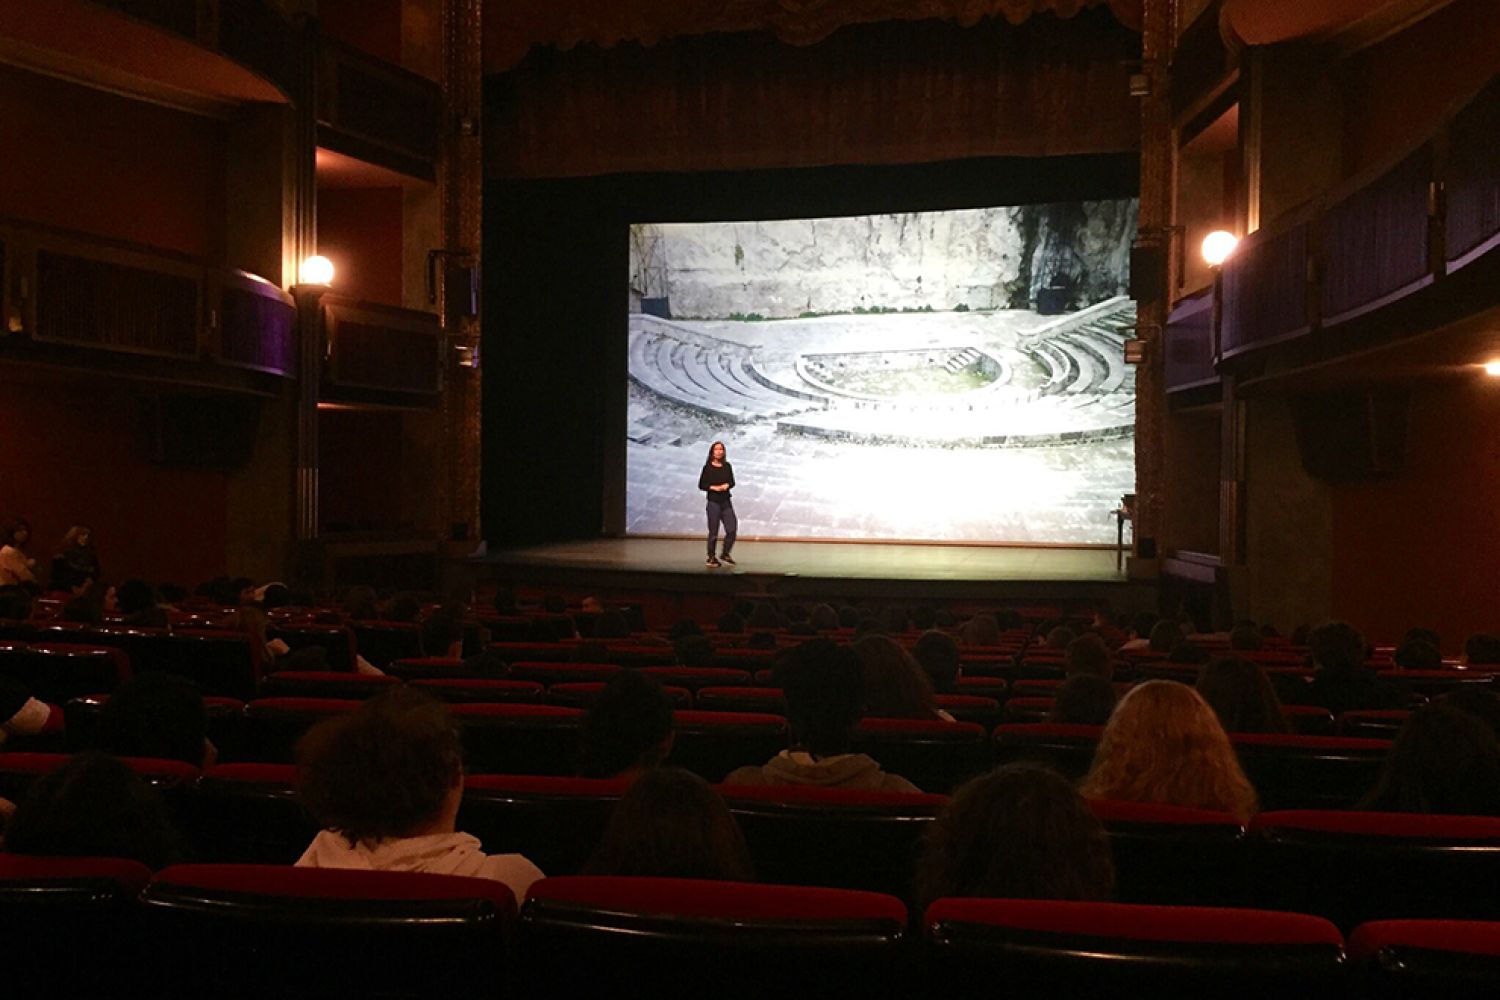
[483,0,1145,72]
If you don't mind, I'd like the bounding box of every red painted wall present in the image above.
[0,64,225,259]
[1331,381,1500,652]
[0,374,230,589]
[316,187,405,307]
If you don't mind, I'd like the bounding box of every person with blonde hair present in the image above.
[1081,680,1258,822]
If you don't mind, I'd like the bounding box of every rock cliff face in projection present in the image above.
[631,201,1136,319]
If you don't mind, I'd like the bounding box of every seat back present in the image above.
[187,763,316,863]
[348,621,424,668]
[142,864,514,1000]
[1231,734,1390,809]
[925,898,1344,999]
[695,686,786,713]
[520,876,908,999]
[243,698,361,762]
[851,719,990,793]
[259,671,399,700]
[638,666,753,691]
[162,630,260,699]
[0,642,130,702]
[408,677,545,703]
[1088,798,1248,906]
[669,710,789,783]
[721,784,946,898]
[450,703,584,775]
[991,723,1101,779]
[0,855,152,992]
[1349,919,1500,1000]
[265,625,357,672]
[546,681,692,709]
[1249,811,1500,930]
[458,774,630,875]
[507,661,621,685]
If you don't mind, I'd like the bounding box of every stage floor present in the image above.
[473,537,1145,604]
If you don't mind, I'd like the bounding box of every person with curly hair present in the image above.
[295,687,543,897]
[915,764,1115,911]
[585,767,753,880]
[1081,680,1258,822]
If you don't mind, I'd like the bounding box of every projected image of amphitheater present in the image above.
[626,201,1138,544]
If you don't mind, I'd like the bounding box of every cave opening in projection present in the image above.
[625,200,1138,544]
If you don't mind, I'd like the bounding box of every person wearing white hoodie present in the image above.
[724,638,920,792]
[294,687,543,900]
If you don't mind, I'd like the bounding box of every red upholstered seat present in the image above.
[449,702,584,775]
[640,666,753,690]
[1280,704,1336,735]
[546,680,692,708]
[1249,810,1500,930]
[459,774,633,875]
[992,722,1102,779]
[163,629,261,699]
[851,718,989,793]
[259,670,399,699]
[409,677,546,702]
[242,697,361,761]
[925,898,1344,998]
[1087,799,1248,907]
[0,855,155,992]
[719,784,947,896]
[1002,695,1055,723]
[1229,733,1390,809]
[348,621,424,668]
[142,865,514,999]
[669,709,789,783]
[598,645,677,667]
[1349,920,1500,998]
[1338,708,1411,738]
[695,685,787,712]
[265,624,358,672]
[933,693,1003,727]
[487,641,577,663]
[520,877,907,996]
[507,661,621,684]
[0,642,131,703]
[189,764,308,864]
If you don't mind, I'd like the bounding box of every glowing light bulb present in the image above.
[1201,230,1239,267]
[1483,360,1500,377]
[299,255,335,285]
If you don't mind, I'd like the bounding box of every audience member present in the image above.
[1064,634,1113,680]
[674,633,715,667]
[258,582,292,610]
[61,582,113,624]
[1195,657,1289,734]
[1438,688,1500,739]
[97,673,214,767]
[3,753,182,867]
[1147,620,1184,654]
[717,610,745,634]
[668,619,703,641]
[1115,612,1160,653]
[959,614,1000,647]
[1393,638,1442,671]
[295,687,543,897]
[342,586,380,621]
[117,579,169,628]
[1360,705,1500,816]
[48,525,100,592]
[1081,681,1258,821]
[853,617,886,641]
[809,603,840,631]
[0,585,32,622]
[1228,624,1263,652]
[745,630,777,650]
[1305,621,1402,714]
[1044,625,1077,651]
[579,671,675,780]
[1463,632,1500,667]
[725,639,919,791]
[884,606,911,635]
[0,674,52,748]
[912,605,938,631]
[584,767,753,880]
[0,518,39,589]
[1403,627,1442,651]
[593,610,631,639]
[911,630,962,694]
[420,613,465,659]
[915,764,1115,910]
[747,603,785,630]
[837,605,861,629]
[1048,674,1117,727]
[853,634,949,721]
[382,593,423,624]
[1167,641,1210,665]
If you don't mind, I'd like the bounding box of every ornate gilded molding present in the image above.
[484,0,1142,71]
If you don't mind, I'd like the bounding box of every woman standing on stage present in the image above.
[698,441,737,568]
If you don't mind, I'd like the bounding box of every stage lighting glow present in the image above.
[1201,230,1238,267]
[1483,360,1500,377]
[299,255,335,285]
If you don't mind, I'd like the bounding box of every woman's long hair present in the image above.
[1196,656,1290,734]
[704,441,726,465]
[584,767,753,880]
[1361,705,1500,816]
[1081,680,1258,822]
[854,634,939,719]
[61,525,92,549]
[915,764,1115,911]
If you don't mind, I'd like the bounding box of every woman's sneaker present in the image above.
[706,556,721,568]
[719,552,736,565]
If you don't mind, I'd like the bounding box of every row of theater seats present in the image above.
[40,686,1404,803]
[2,857,1496,998]
[5,750,1499,930]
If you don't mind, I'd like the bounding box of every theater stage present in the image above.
[471,537,1152,607]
